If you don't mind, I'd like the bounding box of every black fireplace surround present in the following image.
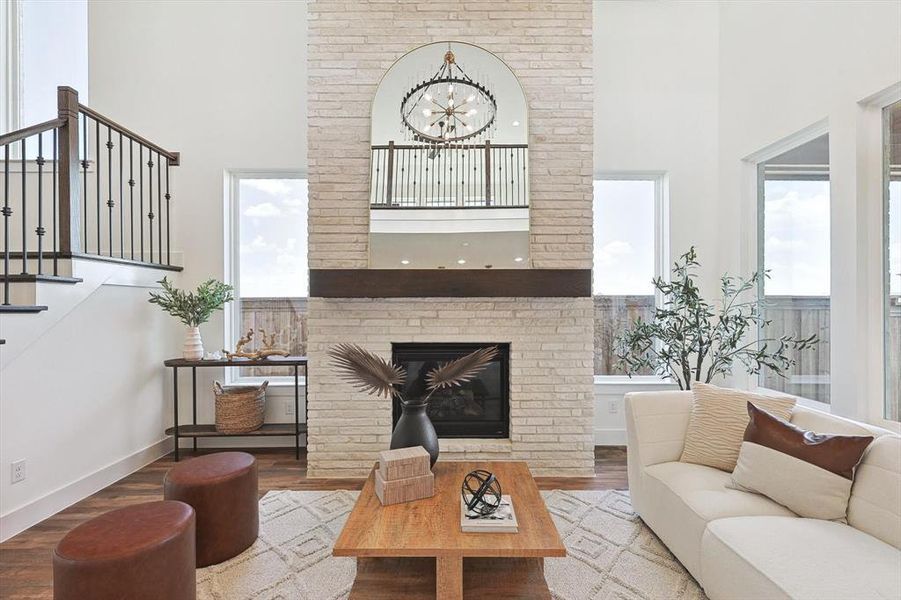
[392,343,510,439]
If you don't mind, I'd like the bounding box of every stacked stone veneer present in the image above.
[307,0,594,477]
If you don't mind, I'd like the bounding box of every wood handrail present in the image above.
[0,118,66,147]
[78,104,179,164]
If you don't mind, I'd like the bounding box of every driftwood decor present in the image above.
[223,328,291,360]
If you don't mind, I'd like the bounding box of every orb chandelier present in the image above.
[400,45,497,144]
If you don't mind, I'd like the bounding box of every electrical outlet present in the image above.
[285,399,295,417]
[608,400,619,414]
[11,460,25,484]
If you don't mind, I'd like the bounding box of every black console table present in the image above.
[163,356,308,461]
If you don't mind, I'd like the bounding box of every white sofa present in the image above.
[625,390,901,600]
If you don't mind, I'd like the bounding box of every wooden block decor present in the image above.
[375,470,435,506]
[378,447,430,481]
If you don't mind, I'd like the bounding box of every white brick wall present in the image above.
[307,298,595,477]
[308,0,593,269]
[307,0,595,477]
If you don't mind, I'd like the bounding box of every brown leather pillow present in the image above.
[743,402,873,479]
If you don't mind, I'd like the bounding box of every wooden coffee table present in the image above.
[333,461,565,599]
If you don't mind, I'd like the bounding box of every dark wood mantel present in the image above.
[309,269,591,298]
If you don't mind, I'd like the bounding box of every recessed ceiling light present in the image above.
[512,120,520,127]
[462,242,470,247]
[457,258,467,265]
[400,259,410,265]
[514,257,524,263]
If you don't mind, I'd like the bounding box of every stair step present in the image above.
[0,274,83,284]
[0,305,48,313]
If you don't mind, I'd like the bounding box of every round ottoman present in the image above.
[164,451,259,567]
[52,500,195,600]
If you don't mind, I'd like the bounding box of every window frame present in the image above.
[882,99,901,423]
[224,169,309,389]
[592,171,670,383]
[745,121,832,411]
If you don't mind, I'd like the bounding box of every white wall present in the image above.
[88,0,308,428]
[594,0,720,291]
[716,0,901,425]
[0,263,181,541]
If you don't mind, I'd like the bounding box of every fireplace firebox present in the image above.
[392,343,510,439]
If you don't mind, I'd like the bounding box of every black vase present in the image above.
[390,401,439,468]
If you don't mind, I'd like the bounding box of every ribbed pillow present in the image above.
[679,383,795,472]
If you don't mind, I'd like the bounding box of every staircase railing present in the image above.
[0,86,180,306]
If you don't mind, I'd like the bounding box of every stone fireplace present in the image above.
[392,343,511,439]
[306,0,594,478]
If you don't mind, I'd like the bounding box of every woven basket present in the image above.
[214,380,268,434]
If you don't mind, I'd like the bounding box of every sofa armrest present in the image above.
[625,391,693,508]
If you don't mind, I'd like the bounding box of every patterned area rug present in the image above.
[197,489,706,600]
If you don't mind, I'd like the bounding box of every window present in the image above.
[593,176,666,376]
[757,133,831,403]
[227,173,308,382]
[2,0,88,134]
[885,100,900,421]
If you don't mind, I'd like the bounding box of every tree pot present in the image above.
[390,401,439,468]
[183,326,204,360]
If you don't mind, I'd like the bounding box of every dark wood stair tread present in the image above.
[0,274,82,284]
[0,305,48,313]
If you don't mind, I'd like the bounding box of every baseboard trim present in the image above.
[594,428,627,446]
[0,437,174,542]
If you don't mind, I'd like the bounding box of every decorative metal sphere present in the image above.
[461,469,503,516]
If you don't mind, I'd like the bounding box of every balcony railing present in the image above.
[370,141,528,208]
[1,86,180,306]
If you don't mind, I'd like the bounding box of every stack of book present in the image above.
[374,446,434,505]
[460,495,518,533]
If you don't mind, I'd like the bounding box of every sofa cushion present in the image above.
[640,461,795,580]
[680,383,795,472]
[849,435,901,550]
[701,516,901,600]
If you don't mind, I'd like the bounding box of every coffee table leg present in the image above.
[436,556,463,600]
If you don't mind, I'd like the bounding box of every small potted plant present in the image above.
[149,277,234,360]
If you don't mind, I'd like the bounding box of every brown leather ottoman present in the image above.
[52,500,195,600]
[164,451,259,567]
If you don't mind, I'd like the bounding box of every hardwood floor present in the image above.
[0,447,627,600]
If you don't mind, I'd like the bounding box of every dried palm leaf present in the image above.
[327,343,405,399]
[425,346,498,393]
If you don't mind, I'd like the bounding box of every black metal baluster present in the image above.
[81,114,88,250]
[156,151,162,264]
[515,147,520,206]
[2,145,10,304]
[36,133,45,274]
[119,132,124,258]
[139,145,144,261]
[148,152,154,263]
[165,158,171,265]
[106,126,114,257]
[52,129,58,275]
[129,140,135,259]
[509,149,513,207]
[20,139,26,274]
[95,118,100,254]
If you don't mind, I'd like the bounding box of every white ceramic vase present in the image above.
[183,326,204,360]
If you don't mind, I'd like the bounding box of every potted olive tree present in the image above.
[615,248,819,390]
[149,277,234,360]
